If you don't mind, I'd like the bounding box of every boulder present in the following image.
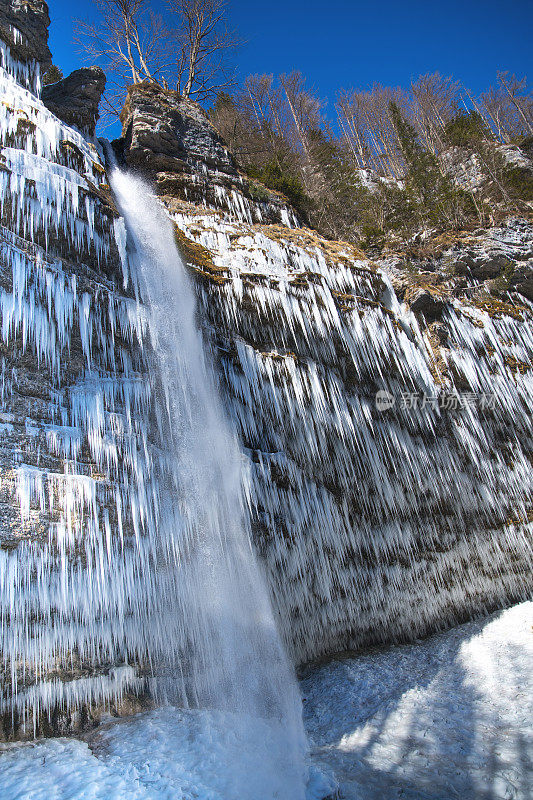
[470,254,510,280]
[510,263,533,302]
[42,66,106,135]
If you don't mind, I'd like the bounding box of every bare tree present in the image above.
[76,0,171,84]
[410,72,460,154]
[496,72,533,136]
[336,85,407,178]
[279,72,321,161]
[76,0,172,121]
[77,0,240,124]
[171,0,241,101]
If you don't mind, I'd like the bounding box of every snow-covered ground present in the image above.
[0,603,530,800]
[302,601,532,800]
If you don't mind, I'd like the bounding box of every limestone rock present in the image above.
[1,0,532,735]
[441,142,533,193]
[0,0,51,73]
[118,82,299,226]
[121,82,235,172]
[408,288,445,319]
[41,66,106,136]
[470,253,511,280]
[510,263,533,302]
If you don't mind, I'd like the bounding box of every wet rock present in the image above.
[42,67,106,135]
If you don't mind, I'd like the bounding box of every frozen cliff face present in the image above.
[0,0,51,93]
[164,199,533,664]
[121,87,533,665]
[0,9,159,737]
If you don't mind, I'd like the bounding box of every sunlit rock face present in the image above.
[120,83,299,227]
[441,142,533,194]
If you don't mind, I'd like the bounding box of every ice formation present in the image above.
[0,602,530,800]
[1,39,307,798]
[0,18,531,745]
[301,600,533,799]
[0,45,163,724]
[172,208,533,663]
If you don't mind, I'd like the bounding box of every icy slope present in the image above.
[301,601,533,800]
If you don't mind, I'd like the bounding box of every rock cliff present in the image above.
[0,0,153,737]
[0,0,51,85]
[42,66,106,136]
[118,85,533,664]
[120,83,299,226]
[0,0,532,737]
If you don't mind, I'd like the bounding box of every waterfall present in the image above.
[0,39,308,791]
[109,168,307,799]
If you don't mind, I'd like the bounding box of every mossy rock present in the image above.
[173,224,229,285]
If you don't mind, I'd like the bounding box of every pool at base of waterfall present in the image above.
[0,601,530,800]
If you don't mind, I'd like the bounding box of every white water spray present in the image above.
[109,168,307,799]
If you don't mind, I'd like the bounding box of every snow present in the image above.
[0,708,330,800]
[301,601,533,800]
[0,603,529,799]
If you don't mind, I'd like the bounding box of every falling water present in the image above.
[109,168,308,799]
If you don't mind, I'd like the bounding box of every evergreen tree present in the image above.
[390,101,475,229]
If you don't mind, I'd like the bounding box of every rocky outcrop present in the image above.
[0,0,51,83]
[441,141,533,194]
[406,288,445,320]
[383,218,533,309]
[41,66,106,135]
[118,82,299,226]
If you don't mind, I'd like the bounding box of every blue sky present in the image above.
[48,0,532,131]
